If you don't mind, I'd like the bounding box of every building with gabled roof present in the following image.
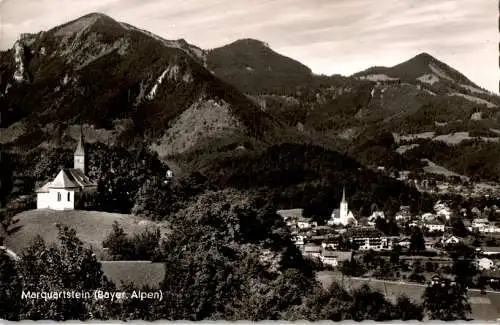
[36,127,97,210]
[327,186,357,227]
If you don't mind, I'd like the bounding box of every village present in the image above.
[278,187,500,290]
[5,127,500,294]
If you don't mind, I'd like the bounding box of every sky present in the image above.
[0,0,498,93]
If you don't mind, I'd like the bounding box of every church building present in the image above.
[327,187,358,227]
[36,128,97,210]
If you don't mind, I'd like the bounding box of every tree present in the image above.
[422,280,471,321]
[393,295,423,320]
[102,222,161,261]
[409,227,426,251]
[389,245,401,265]
[451,218,468,238]
[102,221,134,260]
[286,282,353,321]
[0,250,23,320]
[19,225,116,320]
[350,284,397,321]
[151,189,316,320]
[340,258,365,277]
[375,217,400,236]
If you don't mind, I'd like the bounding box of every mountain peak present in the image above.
[80,12,114,20]
[207,38,313,93]
[51,12,124,37]
[353,51,479,89]
[230,38,270,48]
[408,52,438,65]
[415,52,434,59]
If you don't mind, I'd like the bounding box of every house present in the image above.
[478,224,500,234]
[346,228,397,251]
[472,218,489,227]
[297,221,311,229]
[421,213,437,222]
[291,235,305,246]
[163,169,173,184]
[327,187,358,227]
[368,211,385,222]
[408,220,422,228]
[395,213,411,223]
[313,225,333,236]
[394,205,414,223]
[424,220,445,233]
[320,250,352,267]
[441,235,462,246]
[471,207,482,216]
[398,171,411,181]
[36,128,97,210]
[434,201,452,220]
[297,218,317,230]
[479,247,500,257]
[397,238,411,249]
[430,274,442,284]
[302,244,322,259]
[476,257,495,271]
[321,242,339,250]
[321,235,342,250]
[425,237,442,249]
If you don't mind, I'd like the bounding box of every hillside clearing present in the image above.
[421,159,469,180]
[5,209,170,256]
[395,144,420,154]
[149,98,243,157]
[395,131,499,146]
[358,74,399,82]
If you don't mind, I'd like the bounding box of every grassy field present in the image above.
[5,209,170,257]
[317,271,500,321]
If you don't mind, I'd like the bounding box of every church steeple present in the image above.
[74,125,86,174]
[341,186,346,203]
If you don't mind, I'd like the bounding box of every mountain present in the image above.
[352,52,493,96]
[1,11,499,214]
[207,38,316,94]
[0,13,278,156]
[207,42,500,183]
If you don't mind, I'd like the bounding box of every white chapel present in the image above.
[36,129,97,210]
[327,186,358,227]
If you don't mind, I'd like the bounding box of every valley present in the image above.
[0,11,499,322]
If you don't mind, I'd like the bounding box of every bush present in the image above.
[102,221,161,261]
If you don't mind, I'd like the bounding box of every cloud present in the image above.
[0,0,497,92]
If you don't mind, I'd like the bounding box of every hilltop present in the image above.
[4,209,170,257]
[207,38,315,94]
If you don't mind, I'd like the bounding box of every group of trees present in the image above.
[181,142,436,221]
[403,139,500,183]
[0,187,475,321]
[102,222,161,261]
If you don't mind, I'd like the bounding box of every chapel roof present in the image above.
[39,168,97,190]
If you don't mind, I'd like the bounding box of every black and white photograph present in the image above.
[0,0,499,321]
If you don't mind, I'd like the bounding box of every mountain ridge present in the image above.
[2,12,500,185]
[0,12,280,156]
